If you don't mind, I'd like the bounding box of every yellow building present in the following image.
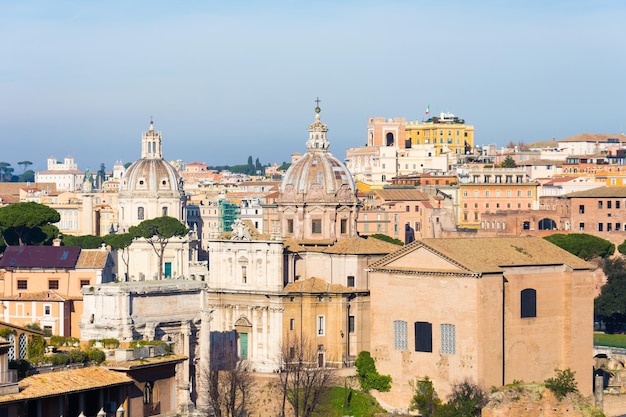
[406,112,474,156]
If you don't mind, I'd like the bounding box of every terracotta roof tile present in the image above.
[75,249,109,269]
[322,237,402,255]
[369,236,594,274]
[559,133,625,143]
[284,277,352,294]
[564,186,626,198]
[1,291,67,301]
[0,366,133,403]
[372,189,429,201]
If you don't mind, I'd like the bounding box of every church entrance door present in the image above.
[164,262,172,278]
[239,333,248,359]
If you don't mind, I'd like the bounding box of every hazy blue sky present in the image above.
[1,1,625,172]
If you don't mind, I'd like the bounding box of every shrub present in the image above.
[409,376,440,417]
[545,368,578,400]
[130,339,170,353]
[27,336,45,360]
[49,335,66,347]
[48,353,69,366]
[9,359,31,378]
[87,348,106,364]
[544,233,614,260]
[355,351,392,392]
[0,328,16,339]
[67,349,88,363]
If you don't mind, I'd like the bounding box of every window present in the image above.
[311,219,322,234]
[241,266,247,283]
[608,223,613,232]
[617,223,622,231]
[17,280,27,290]
[143,381,154,404]
[517,190,522,197]
[44,305,51,316]
[80,280,90,288]
[405,205,410,212]
[348,315,355,333]
[440,324,456,354]
[290,318,295,331]
[347,276,355,287]
[523,221,530,230]
[137,206,145,220]
[485,190,490,197]
[521,288,537,318]
[414,321,432,352]
[579,205,585,214]
[393,320,408,350]
[317,316,325,336]
[340,219,347,234]
[617,201,621,209]
[599,201,603,209]
[162,206,168,216]
[48,280,59,290]
[579,222,585,231]
[608,201,612,209]
[287,219,294,234]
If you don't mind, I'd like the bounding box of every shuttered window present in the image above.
[414,321,432,352]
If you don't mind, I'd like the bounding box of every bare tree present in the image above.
[278,335,338,417]
[205,358,254,417]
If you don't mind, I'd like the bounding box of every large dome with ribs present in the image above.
[279,107,356,203]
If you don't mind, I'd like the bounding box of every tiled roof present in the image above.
[76,249,109,269]
[322,237,402,255]
[559,133,625,143]
[564,186,626,198]
[104,354,187,370]
[0,246,81,269]
[284,277,352,294]
[0,366,133,403]
[516,159,564,167]
[373,189,429,201]
[1,291,67,301]
[369,236,594,274]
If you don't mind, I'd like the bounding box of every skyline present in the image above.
[1,1,626,172]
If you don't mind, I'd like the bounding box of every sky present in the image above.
[1,1,625,172]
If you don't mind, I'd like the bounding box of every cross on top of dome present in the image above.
[306,98,329,151]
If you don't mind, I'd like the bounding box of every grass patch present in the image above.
[594,332,626,349]
[322,386,386,417]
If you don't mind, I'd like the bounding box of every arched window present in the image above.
[386,132,394,146]
[538,218,557,230]
[143,381,153,404]
[521,288,537,318]
[138,207,145,221]
[162,206,168,216]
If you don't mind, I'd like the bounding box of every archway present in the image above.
[538,218,557,230]
[386,132,394,146]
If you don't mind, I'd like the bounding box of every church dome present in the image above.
[119,121,182,195]
[120,159,181,194]
[280,106,356,203]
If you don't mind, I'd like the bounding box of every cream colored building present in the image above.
[367,237,595,409]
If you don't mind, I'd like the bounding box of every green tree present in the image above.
[544,233,614,260]
[103,233,135,281]
[594,257,626,330]
[435,379,487,417]
[279,161,291,171]
[355,351,392,392]
[130,216,188,280]
[62,234,104,249]
[19,169,35,182]
[0,202,60,246]
[544,368,578,401]
[499,156,517,168]
[0,162,10,182]
[409,376,441,417]
[17,160,33,173]
[255,158,262,173]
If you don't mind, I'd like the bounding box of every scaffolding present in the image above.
[218,199,239,232]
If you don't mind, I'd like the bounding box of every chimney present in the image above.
[52,238,62,247]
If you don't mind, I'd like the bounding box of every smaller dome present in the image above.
[280,106,356,202]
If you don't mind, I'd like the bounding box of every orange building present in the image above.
[0,245,114,338]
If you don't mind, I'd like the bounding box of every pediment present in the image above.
[380,245,467,272]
